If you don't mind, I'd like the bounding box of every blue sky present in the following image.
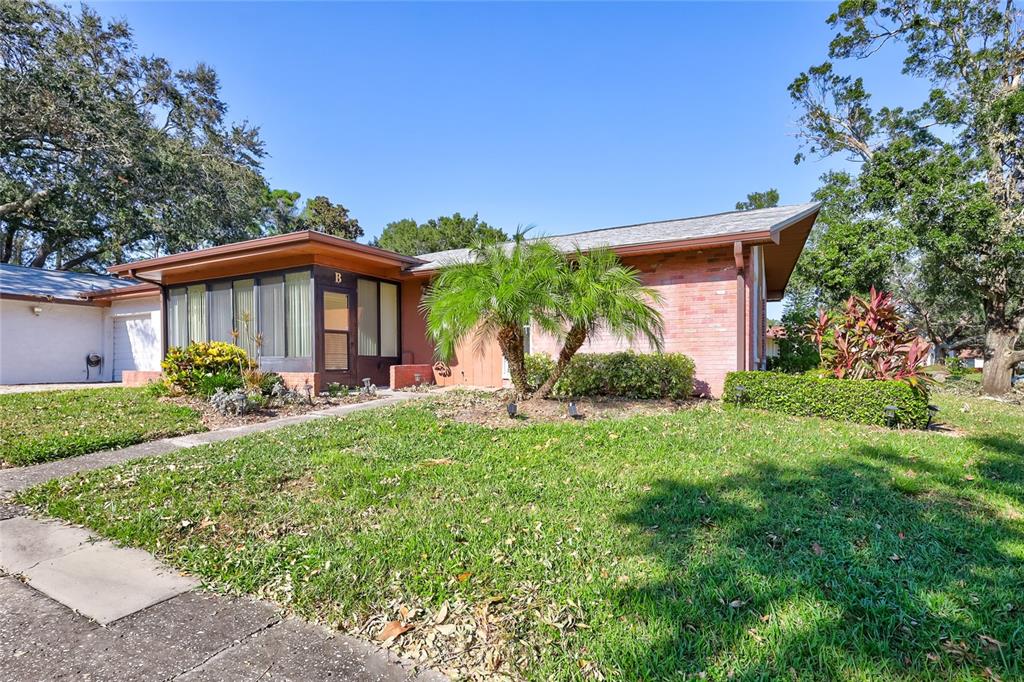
[92,1,925,315]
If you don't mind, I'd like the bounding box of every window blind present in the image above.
[284,272,311,357]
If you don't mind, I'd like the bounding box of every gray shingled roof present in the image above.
[409,203,820,272]
[0,263,138,303]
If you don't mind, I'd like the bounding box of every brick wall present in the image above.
[389,364,435,389]
[530,247,741,396]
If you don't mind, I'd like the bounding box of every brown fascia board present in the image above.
[83,282,162,301]
[108,231,424,277]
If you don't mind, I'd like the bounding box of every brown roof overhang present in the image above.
[83,282,162,301]
[108,231,424,284]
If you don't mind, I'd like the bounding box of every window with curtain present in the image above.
[232,279,256,357]
[379,282,398,357]
[209,282,233,343]
[323,291,349,370]
[259,275,285,357]
[284,272,311,357]
[187,285,207,343]
[167,288,188,348]
[357,279,378,355]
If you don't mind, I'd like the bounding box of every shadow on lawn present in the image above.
[610,449,1023,679]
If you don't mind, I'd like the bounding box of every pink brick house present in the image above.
[98,203,819,397]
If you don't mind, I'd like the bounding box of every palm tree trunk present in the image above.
[534,324,587,399]
[497,325,530,399]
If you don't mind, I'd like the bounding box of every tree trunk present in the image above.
[497,325,529,399]
[534,324,587,399]
[981,326,1023,396]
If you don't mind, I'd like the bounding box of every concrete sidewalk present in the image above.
[0,390,443,681]
[1,575,439,681]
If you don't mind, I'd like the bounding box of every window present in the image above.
[187,285,207,343]
[209,282,233,343]
[356,279,400,358]
[232,279,256,356]
[167,288,188,348]
[380,282,398,357]
[323,291,349,370]
[165,270,312,359]
[357,279,378,355]
[285,272,311,357]
[259,276,285,357]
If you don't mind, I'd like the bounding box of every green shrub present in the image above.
[525,354,556,390]
[196,371,245,397]
[526,351,695,399]
[944,356,966,378]
[259,372,285,396]
[723,371,930,429]
[162,342,253,394]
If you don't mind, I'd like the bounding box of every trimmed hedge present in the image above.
[525,351,695,399]
[723,371,930,429]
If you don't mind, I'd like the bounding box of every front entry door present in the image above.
[321,286,355,386]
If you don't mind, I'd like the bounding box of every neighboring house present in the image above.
[958,348,985,369]
[765,325,785,360]
[1,203,820,395]
[0,263,162,384]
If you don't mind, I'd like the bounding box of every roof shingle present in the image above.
[409,203,820,272]
[0,263,137,303]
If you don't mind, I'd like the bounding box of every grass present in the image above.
[17,391,1024,680]
[0,387,204,466]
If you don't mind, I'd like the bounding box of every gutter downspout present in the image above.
[734,242,746,372]
[125,269,169,365]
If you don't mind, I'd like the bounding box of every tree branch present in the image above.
[0,188,51,217]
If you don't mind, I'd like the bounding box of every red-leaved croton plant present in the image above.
[807,287,932,392]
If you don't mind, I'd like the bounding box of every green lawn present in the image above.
[0,387,204,466]
[18,391,1024,680]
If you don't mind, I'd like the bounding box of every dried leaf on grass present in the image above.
[377,620,414,642]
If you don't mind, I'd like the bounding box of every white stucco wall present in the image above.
[106,296,163,377]
[0,294,161,385]
[0,298,107,384]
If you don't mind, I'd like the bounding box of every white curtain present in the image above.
[187,285,207,344]
[357,279,378,356]
[285,271,311,357]
[167,288,188,348]
[379,282,398,357]
[209,282,233,343]
[260,276,285,357]
[232,279,256,357]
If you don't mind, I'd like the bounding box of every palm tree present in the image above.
[421,232,563,398]
[534,248,664,399]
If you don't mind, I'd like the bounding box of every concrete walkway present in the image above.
[0,382,120,395]
[0,391,422,496]
[0,390,443,681]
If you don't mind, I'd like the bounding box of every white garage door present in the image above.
[113,314,158,380]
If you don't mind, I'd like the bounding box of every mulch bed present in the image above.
[427,389,705,428]
[165,393,381,430]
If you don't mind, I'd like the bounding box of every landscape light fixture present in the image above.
[507,402,517,418]
[884,405,898,427]
[927,404,940,428]
[734,385,747,403]
[567,401,581,419]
